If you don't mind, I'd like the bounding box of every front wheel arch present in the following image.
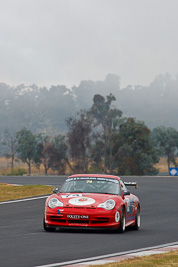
[118,206,126,233]
[133,205,140,230]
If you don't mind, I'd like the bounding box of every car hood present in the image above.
[54,193,119,207]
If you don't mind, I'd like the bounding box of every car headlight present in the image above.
[97,199,115,210]
[48,198,63,208]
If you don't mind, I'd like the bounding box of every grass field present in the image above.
[0,157,171,175]
[154,157,169,173]
[90,250,178,267]
[0,157,57,175]
[0,183,54,201]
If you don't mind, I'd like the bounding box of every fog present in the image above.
[0,0,178,88]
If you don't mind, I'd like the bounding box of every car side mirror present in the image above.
[53,187,60,194]
[123,190,130,196]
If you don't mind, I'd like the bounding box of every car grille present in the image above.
[91,217,110,224]
[68,220,89,224]
[49,216,66,223]
[64,206,96,209]
[49,215,110,224]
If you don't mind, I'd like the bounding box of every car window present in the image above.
[61,177,121,195]
[120,180,128,193]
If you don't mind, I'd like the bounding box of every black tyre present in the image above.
[133,206,140,230]
[118,208,125,233]
[43,218,56,232]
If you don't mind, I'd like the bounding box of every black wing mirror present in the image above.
[123,190,130,196]
[53,187,60,194]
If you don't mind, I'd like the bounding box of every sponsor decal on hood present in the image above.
[68,197,95,206]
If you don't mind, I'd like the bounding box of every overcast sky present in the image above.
[0,0,178,88]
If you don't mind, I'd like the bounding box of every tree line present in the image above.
[1,73,178,141]
[2,94,178,175]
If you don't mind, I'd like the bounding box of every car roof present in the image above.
[68,174,120,181]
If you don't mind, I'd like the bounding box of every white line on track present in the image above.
[0,195,49,205]
[34,242,178,267]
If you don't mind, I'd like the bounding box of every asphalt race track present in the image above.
[0,175,178,267]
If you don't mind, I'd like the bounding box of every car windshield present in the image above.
[60,177,121,195]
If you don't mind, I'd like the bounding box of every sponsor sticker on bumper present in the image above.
[67,215,89,219]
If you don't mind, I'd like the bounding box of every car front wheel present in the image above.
[118,208,125,233]
[133,206,140,230]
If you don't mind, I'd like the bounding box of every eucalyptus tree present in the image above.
[113,117,159,175]
[37,133,73,175]
[16,128,42,175]
[66,110,94,173]
[90,94,122,173]
[49,135,71,174]
[2,130,17,169]
[151,126,178,171]
[37,134,54,175]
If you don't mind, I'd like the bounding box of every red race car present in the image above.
[44,174,140,232]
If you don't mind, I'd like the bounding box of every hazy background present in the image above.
[0,0,178,88]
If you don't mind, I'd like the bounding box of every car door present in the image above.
[120,180,135,223]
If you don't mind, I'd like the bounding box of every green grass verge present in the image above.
[0,183,54,201]
[89,250,178,267]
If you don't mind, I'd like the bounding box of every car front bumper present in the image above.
[45,206,121,229]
